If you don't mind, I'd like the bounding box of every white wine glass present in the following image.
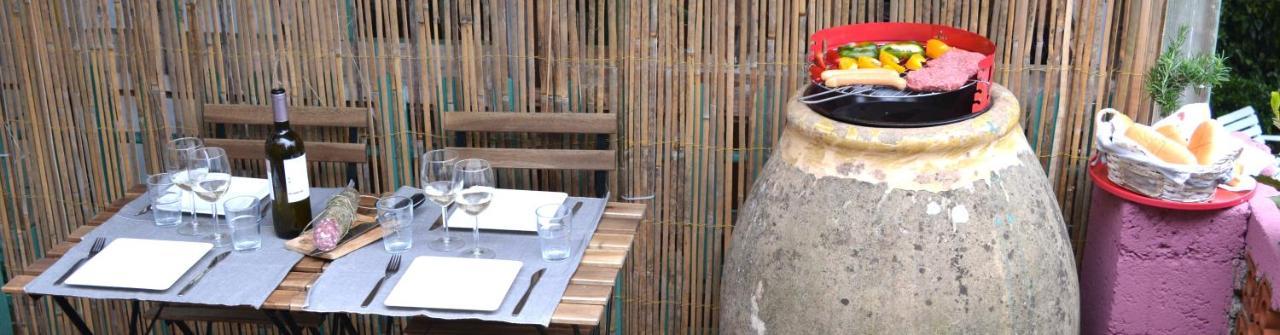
[422,149,464,252]
[453,158,495,259]
[166,137,204,235]
[190,147,233,246]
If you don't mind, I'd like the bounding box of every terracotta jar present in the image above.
[719,84,1079,334]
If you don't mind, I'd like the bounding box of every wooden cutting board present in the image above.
[283,197,381,260]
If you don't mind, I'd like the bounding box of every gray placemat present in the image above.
[25,188,342,308]
[303,187,607,327]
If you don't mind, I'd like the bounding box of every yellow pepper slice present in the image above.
[878,50,900,68]
[883,61,907,74]
[905,54,926,70]
[926,38,951,59]
[837,57,856,70]
[855,56,882,69]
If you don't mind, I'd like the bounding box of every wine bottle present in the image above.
[265,88,313,238]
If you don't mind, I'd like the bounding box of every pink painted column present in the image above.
[1244,186,1280,307]
[1081,187,1253,334]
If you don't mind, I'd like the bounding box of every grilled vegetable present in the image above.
[837,57,857,70]
[878,50,906,73]
[881,42,924,59]
[878,50,900,68]
[926,39,951,59]
[839,43,879,59]
[905,54,927,70]
[855,56,882,69]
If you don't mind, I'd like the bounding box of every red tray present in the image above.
[1088,156,1256,211]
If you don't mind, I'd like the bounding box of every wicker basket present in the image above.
[1097,148,1240,203]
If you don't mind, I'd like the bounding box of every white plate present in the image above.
[63,238,214,291]
[445,188,568,232]
[169,174,270,215]
[383,256,523,311]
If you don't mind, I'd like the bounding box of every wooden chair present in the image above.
[401,111,618,334]
[201,103,373,188]
[153,103,371,332]
[441,111,618,197]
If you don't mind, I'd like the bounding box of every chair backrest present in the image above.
[202,104,370,163]
[441,112,617,170]
[1218,106,1266,144]
[441,112,617,196]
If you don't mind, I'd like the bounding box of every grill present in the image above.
[803,23,996,128]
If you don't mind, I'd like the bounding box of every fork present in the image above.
[360,255,402,307]
[55,237,107,285]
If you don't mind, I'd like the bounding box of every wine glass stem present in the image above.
[441,204,451,242]
[472,214,481,253]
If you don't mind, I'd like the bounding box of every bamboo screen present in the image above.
[0,0,1169,333]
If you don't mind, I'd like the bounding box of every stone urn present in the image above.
[719,84,1079,334]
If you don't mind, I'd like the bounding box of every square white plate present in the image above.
[169,174,270,215]
[63,238,214,291]
[445,188,568,232]
[383,256,523,311]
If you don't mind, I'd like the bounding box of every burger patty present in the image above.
[905,49,985,92]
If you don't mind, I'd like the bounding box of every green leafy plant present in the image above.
[1146,26,1231,115]
[1271,91,1278,130]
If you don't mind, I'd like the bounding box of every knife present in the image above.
[307,223,379,256]
[177,250,232,296]
[511,268,546,316]
[395,192,426,209]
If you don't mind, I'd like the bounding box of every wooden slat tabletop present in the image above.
[2,185,644,332]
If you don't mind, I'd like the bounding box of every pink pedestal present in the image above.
[1081,187,1252,335]
[1244,186,1280,308]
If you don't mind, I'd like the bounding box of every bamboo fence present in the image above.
[0,0,1169,333]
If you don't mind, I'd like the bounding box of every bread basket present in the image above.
[1094,109,1240,203]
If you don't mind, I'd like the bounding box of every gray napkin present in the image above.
[302,187,607,327]
[25,188,341,308]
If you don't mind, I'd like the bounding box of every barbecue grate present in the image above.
[799,80,980,104]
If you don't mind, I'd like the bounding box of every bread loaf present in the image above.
[1187,120,1232,165]
[1155,124,1188,147]
[1108,112,1135,129]
[1125,124,1197,165]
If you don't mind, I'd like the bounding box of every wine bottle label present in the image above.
[273,155,310,203]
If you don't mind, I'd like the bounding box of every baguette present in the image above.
[1187,120,1233,165]
[1124,124,1197,165]
[1155,124,1188,147]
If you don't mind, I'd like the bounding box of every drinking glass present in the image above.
[147,172,182,227]
[377,195,414,254]
[421,149,464,251]
[223,195,262,251]
[166,137,204,235]
[535,204,572,262]
[190,147,233,246]
[453,159,495,259]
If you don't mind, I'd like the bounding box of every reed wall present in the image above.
[0,0,1170,333]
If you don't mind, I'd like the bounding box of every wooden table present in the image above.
[3,185,644,334]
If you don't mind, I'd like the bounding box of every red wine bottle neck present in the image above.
[271,88,289,124]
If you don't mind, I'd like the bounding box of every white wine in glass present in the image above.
[422,148,464,251]
[453,158,495,259]
[190,147,233,247]
[165,137,203,235]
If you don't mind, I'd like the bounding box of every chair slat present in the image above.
[1218,106,1257,128]
[204,104,368,128]
[448,147,615,171]
[204,138,368,163]
[443,112,616,134]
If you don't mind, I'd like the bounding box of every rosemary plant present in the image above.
[1145,26,1231,115]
